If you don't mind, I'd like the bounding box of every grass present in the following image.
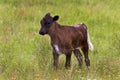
[0,0,120,80]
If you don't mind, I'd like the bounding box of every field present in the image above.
[0,0,120,80]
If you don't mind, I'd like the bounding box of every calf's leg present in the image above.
[53,51,59,70]
[65,52,72,69]
[73,49,83,68]
[82,45,90,69]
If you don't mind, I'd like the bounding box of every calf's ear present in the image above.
[53,15,59,21]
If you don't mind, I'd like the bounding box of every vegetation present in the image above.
[0,0,120,80]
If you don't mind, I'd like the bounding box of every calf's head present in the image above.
[39,13,59,35]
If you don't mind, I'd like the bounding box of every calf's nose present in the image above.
[39,31,45,35]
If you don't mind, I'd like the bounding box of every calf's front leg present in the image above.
[65,52,72,69]
[53,51,59,70]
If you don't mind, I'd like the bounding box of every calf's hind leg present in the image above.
[82,46,90,69]
[73,49,83,68]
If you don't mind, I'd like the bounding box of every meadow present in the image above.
[0,0,120,80]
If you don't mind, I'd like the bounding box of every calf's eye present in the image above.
[47,22,50,24]
[44,22,50,25]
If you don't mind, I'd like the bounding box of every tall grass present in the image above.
[0,0,120,80]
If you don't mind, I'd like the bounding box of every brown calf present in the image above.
[39,13,93,69]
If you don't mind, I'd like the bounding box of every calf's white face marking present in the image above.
[54,44,61,54]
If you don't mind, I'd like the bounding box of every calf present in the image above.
[39,13,94,69]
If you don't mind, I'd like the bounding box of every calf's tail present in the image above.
[87,31,94,51]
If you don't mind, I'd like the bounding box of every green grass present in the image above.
[0,0,120,80]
